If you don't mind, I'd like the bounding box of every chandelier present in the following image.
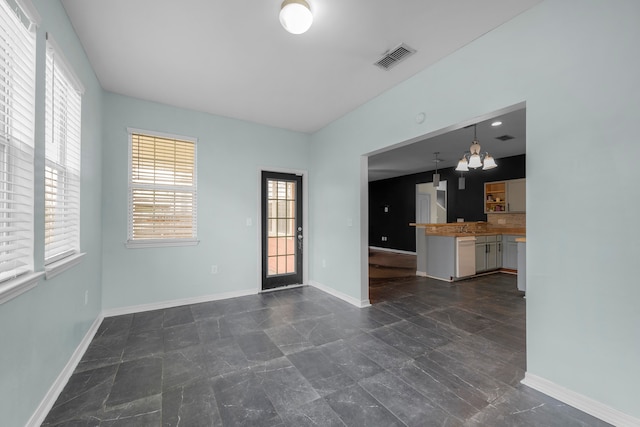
[455,124,497,171]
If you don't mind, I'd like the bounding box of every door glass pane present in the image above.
[266,178,297,277]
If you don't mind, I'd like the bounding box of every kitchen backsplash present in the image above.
[487,213,526,228]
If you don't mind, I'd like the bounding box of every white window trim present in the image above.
[45,33,84,94]
[126,128,198,248]
[0,272,44,305]
[45,252,86,280]
[15,0,41,27]
[0,0,37,284]
[125,239,199,249]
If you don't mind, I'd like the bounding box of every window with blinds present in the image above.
[128,130,197,246]
[0,0,36,282]
[44,36,82,264]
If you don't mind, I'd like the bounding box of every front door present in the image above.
[261,171,303,290]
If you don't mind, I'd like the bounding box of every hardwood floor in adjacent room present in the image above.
[42,252,610,426]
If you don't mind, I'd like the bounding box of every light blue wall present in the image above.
[101,93,310,309]
[4,0,640,425]
[0,1,104,426]
[310,0,640,418]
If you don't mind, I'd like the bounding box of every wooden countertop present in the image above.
[515,237,527,243]
[410,223,525,237]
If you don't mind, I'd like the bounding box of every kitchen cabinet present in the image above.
[476,235,499,273]
[484,182,506,213]
[502,235,519,270]
[425,235,456,281]
[484,178,526,213]
[507,179,526,212]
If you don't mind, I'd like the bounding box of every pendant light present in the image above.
[432,152,440,187]
[455,124,498,171]
[279,0,313,34]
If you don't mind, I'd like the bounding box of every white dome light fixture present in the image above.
[279,0,313,35]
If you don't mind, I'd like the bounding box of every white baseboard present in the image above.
[26,315,103,427]
[309,280,371,308]
[369,246,416,255]
[102,288,257,317]
[522,372,640,427]
[416,271,427,277]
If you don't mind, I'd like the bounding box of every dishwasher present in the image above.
[456,236,476,278]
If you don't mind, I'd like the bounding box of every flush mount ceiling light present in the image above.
[279,0,313,35]
[455,124,498,172]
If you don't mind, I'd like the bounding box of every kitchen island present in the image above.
[411,222,526,282]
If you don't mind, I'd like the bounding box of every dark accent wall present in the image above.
[369,154,525,252]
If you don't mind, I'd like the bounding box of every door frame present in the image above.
[256,166,309,293]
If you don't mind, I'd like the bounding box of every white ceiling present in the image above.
[61,0,541,134]
[368,107,526,181]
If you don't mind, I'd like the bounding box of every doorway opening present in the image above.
[364,102,526,302]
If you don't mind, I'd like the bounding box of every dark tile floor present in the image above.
[43,273,611,426]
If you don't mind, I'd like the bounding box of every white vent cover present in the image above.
[374,43,416,70]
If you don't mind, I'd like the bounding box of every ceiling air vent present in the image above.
[374,43,416,71]
[495,134,515,141]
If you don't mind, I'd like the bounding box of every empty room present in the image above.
[1,0,639,426]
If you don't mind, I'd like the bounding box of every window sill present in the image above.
[125,239,200,249]
[45,252,86,280]
[0,272,45,305]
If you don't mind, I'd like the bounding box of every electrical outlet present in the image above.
[381,236,388,242]
[211,265,218,274]
[84,290,88,305]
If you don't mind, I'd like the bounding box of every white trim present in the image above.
[0,272,44,305]
[310,280,371,308]
[369,246,417,255]
[256,167,309,293]
[26,315,103,427]
[45,33,84,94]
[522,373,640,427]
[127,127,198,143]
[125,239,200,249]
[102,288,256,318]
[260,283,305,293]
[360,156,370,306]
[423,273,453,282]
[416,271,427,277]
[15,0,41,26]
[45,252,85,280]
[127,129,198,244]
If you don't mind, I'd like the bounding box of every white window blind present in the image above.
[0,0,36,282]
[45,36,82,264]
[128,130,197,245]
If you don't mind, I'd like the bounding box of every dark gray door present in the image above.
[261,171,303,290]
